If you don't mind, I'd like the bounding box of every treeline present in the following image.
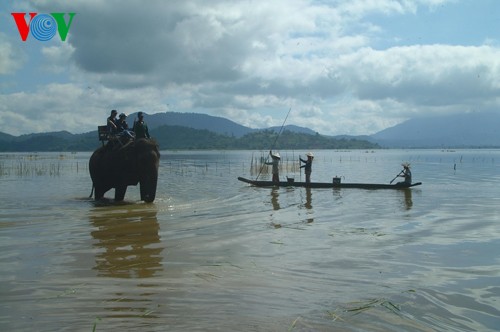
[153,126,379,150]
[233,130,378,150]
[0,126,379,152]
[0,132,97,152]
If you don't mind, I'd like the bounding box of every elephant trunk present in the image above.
[140,174,157,203]
[138,147,159,203]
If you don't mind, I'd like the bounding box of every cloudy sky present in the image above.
[1,0,499,136]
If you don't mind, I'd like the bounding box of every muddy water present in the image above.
[1,150,499,331]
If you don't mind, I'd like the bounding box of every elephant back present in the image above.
[134,138,160,157]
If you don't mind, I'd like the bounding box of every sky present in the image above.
[0,0,499,136]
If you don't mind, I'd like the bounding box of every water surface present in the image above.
[1,149,499,331]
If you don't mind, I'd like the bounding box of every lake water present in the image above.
[1,149,499,331]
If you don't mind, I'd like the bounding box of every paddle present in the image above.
[389,170,404,184]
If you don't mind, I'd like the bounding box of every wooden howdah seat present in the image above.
[98,126,135,147]
[98,126,109,145]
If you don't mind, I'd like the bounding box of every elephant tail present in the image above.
[89,184,94,199]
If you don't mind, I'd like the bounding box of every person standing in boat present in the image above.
[397,162,412,185]
[133,112,151,139]
[265,150,281,184]
[300,152,314,183]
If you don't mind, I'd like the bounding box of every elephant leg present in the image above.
[115,185,127,201]
[141,188,155,203]
[140,182,147,201]
[94,185,106,200]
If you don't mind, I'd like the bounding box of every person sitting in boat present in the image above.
[398,162,412,185]
[300,152,314,183]
[107,109,119,136]
[117,113,135,139]
[265,150,281,184]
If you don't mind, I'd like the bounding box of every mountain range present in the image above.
[140,112,316,137]
[370,111,500,148]
[0,111,499,151]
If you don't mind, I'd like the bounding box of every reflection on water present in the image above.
[90,205,163,278]
[303,188,314,223]
[88,204,165,322]
[402,188,413,210]
[303,187,312,210]
[269,187,315,225]
[270,188,280,210]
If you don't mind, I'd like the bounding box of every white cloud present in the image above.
[40,42,74,74]
[0,33,25,75]
[331,45,500,107]
[0,82,173,135]
[1,0,499,136]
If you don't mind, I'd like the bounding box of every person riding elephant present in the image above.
[107,109,119,136]
[89,138,160,202]
[133,112,150,139]
[117,113,135,139]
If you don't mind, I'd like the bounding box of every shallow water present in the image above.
[1,149,499,331]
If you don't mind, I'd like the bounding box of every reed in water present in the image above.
[249,151,299,176]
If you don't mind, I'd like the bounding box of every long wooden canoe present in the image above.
[238,177,422,189]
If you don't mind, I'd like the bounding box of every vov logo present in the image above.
[11,12,76,42]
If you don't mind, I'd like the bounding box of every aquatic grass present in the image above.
[203,261,244,270]
[0,153,87,177]
[14,161,61,176]
[194,272,221,282]
[0,161,6,176]
[326,297,402,322]
[249,151,300,176]
[92,317,101,332]
[344,298,401,315]
[36,283,88,301]
[326,310,344,322]
[287,316,319,331]
[161,158,250,178]
[288,316,301,331]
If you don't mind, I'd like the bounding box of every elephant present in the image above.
[89,138,160,202]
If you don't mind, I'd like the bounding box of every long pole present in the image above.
[255,107,292,180]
